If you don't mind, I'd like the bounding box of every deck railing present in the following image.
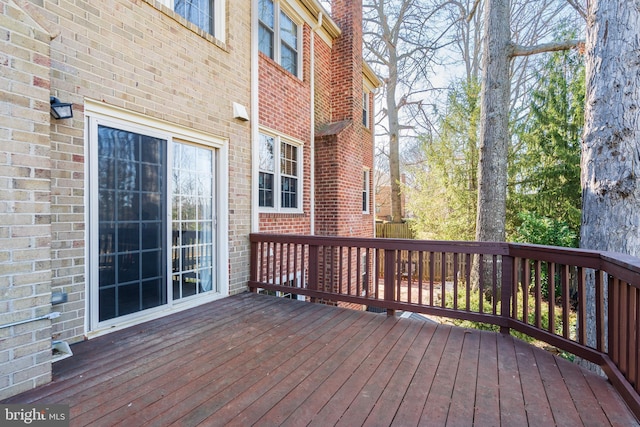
[249,233,640,417]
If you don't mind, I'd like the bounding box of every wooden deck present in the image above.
[4,293,638,426]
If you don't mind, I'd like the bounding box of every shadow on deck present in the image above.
[4,293,638,426]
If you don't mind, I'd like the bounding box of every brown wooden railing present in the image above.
[249,233,640,418]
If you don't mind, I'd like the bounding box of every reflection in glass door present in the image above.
[97,126,167,321]
[171,142,217,300]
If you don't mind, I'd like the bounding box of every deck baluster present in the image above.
[385,249,396,316]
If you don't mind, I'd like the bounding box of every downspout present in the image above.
[251,0,260,233]
[310,12,322,235]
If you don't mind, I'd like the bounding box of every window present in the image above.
[258,132,302,211]
[171,142,216,301]
[258,133,275,208]
[363,168,370,213]
[258,0,274,58]
[279,12,298,75]
[280,142,298,208]
[161,0,225,40]
[363,90,370,128]
[259,0,300,76]
[87,104,227,329]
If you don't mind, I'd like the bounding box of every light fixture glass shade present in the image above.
[50,96,73,119]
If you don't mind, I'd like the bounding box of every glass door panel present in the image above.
[172,142,216,300]
[97,125,167,321]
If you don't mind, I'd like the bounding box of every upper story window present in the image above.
[363,90,371,128]
[161,0,226,41]
[259,131,303,211]
[363,168,370,214]
[259,0,300,77]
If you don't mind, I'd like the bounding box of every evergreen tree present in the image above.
[509,48,584,246]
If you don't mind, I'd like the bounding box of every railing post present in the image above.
[608,274,616,364]
[250,238,258,292]
[385,249,396,316]
[500,254,514,334]
[308,244,319,302]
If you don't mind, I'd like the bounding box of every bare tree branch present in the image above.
[565,0,587,21]
[510,39,584,57]
[364,0,463,222]
[467,0,481,22]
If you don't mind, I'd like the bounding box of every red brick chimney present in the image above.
[314,0,373,238]
[330,0,364,124]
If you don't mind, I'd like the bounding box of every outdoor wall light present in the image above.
[50,96,73,119]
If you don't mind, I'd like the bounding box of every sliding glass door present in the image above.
[91,118,218,327]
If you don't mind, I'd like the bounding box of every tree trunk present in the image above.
[475,0,511,243]
[387,54,403,223]
[581,0,640,350]
[471,0,511,292]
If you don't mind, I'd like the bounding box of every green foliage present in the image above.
[407,36,584,246]
[514,211,577,248]
[508,47,584,241]
[513,211,578,298]
[406,79,480,241]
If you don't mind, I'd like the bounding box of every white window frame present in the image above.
[258,129,303,213]
[258,0,303,78]
[363,168,370,214]
[159,0,226,41]
[84,99,229,337]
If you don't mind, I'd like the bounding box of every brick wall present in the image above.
[330,0,364,124]
[1,0,252,399]
[259,24,312,139]
[314,37,333,129]
[314,0,374,239]
[0,0,54,399]
[258,23,312,234]
[258,0,375,240]
[43,0,252,346]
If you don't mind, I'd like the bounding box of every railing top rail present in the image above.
[600,251,640,286]
[508,243,640,286]
[250,233,510,255]
[507,242,603,268]
[600,251,640,273]
[252,234,640,279]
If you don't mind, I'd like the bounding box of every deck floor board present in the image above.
[206,310,371,426]
[446,329,481,426]
[419,326,466,427]
[361,322,436,427]
[496,333,529,426]
[390,324,450,427]
[3,293,638,426]
[513,338,556,426]
[535,346,585,426]
[270,317,401,426]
